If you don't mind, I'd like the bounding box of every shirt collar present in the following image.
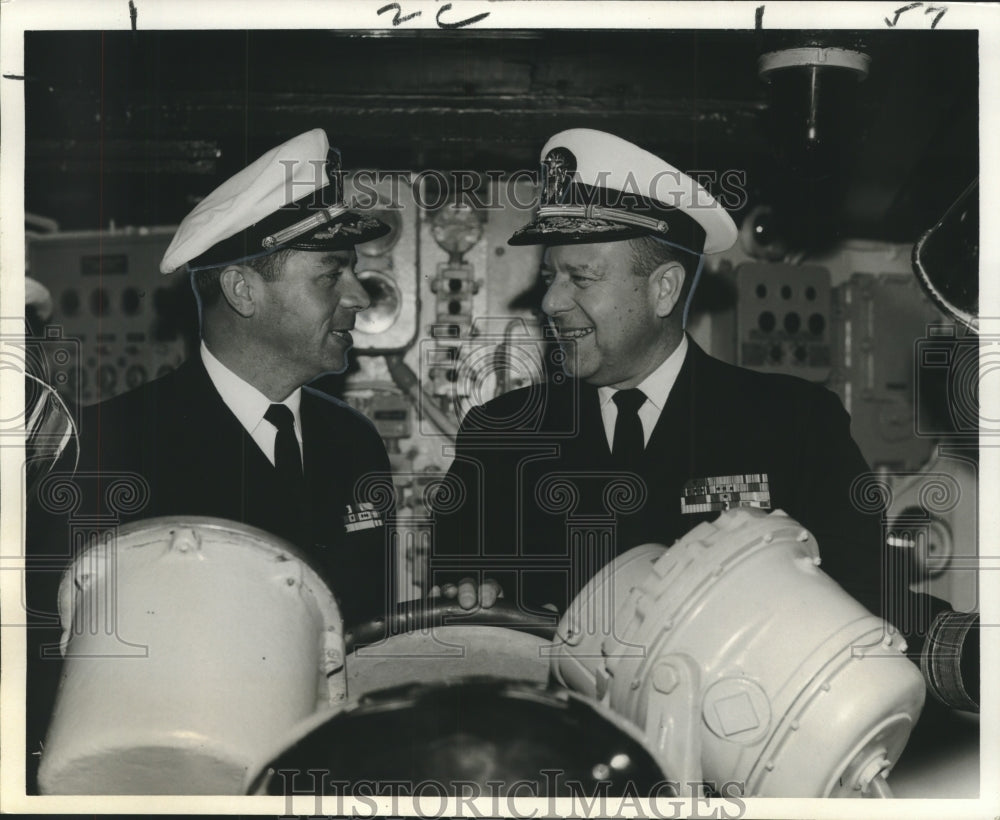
[200,341,302,432]
[597,334,689,412]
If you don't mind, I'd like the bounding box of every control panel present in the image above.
[735,262,832,381]
[422,204,487,408]
[829,273,942,471]
[27,228,195,407]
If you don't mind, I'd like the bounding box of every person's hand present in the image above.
[430,577,503,610]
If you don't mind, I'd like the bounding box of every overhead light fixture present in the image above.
[758,40,870,180]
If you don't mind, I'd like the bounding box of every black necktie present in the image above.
[612,388,647,463]
[265,403,303,480]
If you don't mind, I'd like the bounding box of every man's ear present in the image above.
[219,265,256,317]
[649,261,686,318]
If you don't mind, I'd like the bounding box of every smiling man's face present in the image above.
[540,240,677,389]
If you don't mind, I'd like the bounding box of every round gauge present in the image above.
[430,203,484,256]
[355,270,402,335]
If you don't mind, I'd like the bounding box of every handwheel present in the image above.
[343,599,559,697]
[345,598,559,653]
[247,600,670,797]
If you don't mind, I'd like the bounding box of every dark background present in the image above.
[24,29,977,248]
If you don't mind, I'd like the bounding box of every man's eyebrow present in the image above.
[318,253,349,265]
[539,261,601,276]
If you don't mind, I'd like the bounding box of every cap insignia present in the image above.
[541,147,577,207]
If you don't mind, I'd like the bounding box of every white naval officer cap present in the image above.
[509,128,738,254]
[160,128,389,274]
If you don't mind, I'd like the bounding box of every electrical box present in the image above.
[829,273,942,471]
[734,262,832,381]
[27,228,195,407]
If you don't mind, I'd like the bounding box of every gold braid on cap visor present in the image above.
[262,203,351,249]
[536,203,670,235]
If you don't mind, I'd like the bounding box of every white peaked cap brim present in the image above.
[541,128,738,253]
[160,128,331,273]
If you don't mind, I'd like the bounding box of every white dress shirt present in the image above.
[597,334,688,451]
[200,341,303,466]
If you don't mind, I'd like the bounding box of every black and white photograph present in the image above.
[0,1,996,816]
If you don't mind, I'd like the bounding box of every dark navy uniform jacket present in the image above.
[36,356,393,625]
[433,339,916,628]
[23,355,393,791]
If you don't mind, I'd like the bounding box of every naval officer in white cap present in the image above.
[75,129,395,625]
[433,129,889,629]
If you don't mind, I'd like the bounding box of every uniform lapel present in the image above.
[299,390,345,481]
[299,390,351,543]
[175,356,274,476]
[174,356,304,541]
[642,338,696,472]
[565,382,612,465]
